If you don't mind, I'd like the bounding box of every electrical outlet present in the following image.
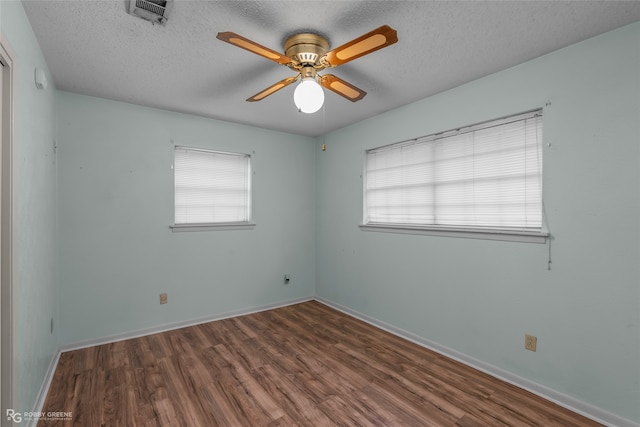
[160,293,168,304]
[284,274,291,285]
[525,334,537,352]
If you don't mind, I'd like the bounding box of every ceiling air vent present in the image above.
[128,0,173,25]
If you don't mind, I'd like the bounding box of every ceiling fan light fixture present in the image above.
[294,78,324,114]
[217,25,398,108]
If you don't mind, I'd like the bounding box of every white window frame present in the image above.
[361,110,548,243]
[171,146,254,232]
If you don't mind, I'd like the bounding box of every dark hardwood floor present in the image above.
[39,301,602,426]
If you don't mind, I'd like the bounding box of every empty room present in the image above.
[1,1,639,426]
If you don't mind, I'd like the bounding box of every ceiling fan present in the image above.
[216,25,398,113]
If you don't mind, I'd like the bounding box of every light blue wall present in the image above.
[1,0,58,415]
[7,2,640,423]
[56,92,316,344]
[315,22,640,422]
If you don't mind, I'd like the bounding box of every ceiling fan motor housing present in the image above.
[284,33,330,68]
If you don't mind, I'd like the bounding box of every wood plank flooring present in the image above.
[38,301,602,426]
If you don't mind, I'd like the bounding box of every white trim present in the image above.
[31,296,313,421]
[359,223,548,244]
[0,36,16,427]
[31,295,638,427]
[59,296,311,352]
[26,351,61,427]
[314,296,639,427]
[170,222,256,232]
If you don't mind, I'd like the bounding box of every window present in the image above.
[173,146,252,229]
[363,110,545,241]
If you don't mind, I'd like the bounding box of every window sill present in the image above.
[359,223,548,244]
[170,222,256,232]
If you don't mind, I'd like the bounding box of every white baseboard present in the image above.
[31,296,313,420]
[314,296,639,427]
[31,295,638,427]
[59,296,313,352]
[27,350,61,427]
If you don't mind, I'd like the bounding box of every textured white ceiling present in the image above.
[22,0,640,137]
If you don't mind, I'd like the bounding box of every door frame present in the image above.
[0,37,16,426]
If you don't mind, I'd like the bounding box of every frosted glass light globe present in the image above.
[293,79,324,114]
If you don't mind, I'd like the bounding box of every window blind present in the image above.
[174,147,251,224]
[364,111,543,231]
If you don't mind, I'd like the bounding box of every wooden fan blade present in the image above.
[217,31,291,65]
[319,74,366,102]
[324,25,398,67]
[247,75,300,102]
